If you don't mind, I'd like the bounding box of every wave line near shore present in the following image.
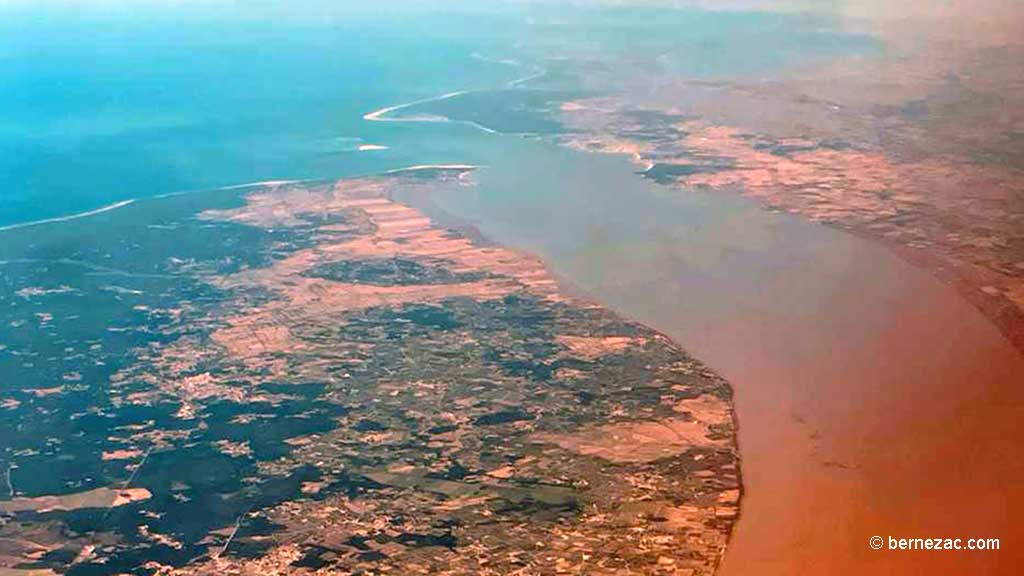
[0,200,137,233]
[2,54,541,234]
[363,60,546,134]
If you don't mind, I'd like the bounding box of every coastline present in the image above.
[362,64,547,135]
[0,173,469,237]
[395,172,749,558]
[0,180,308,235]
[0,199,137,233]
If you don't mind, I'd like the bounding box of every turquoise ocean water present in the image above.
[0,5,524,227]
[0,3,874,228]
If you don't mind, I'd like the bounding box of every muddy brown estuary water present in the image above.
[419,136,1024,575]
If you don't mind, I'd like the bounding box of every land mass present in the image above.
[0,171,740,575]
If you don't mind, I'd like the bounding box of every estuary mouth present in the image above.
[2,2,1023,574]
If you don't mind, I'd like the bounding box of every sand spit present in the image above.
[363,90,470,122]
[0,200,136,233]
